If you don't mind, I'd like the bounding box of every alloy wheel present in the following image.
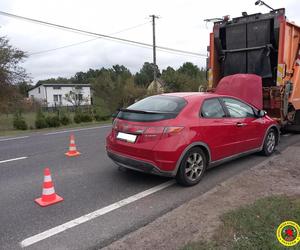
[185,152,204,181]
[266,131,276,153]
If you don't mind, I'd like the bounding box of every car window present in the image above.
[222,98,255,118]
[128,95,186,113]
[117,95,187,122]
[201,98,226,118]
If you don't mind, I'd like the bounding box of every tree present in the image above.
[64,87,89,107]
[18,81,33,97]
[122,78,146,107]
[0,36,27,114]
[161,67,179,91]
[0,36,27,84]
[36,77,72,86]
[134,62,160,86]
[161,62,207,92]
[178,62,201,78]
[92,69,124,113]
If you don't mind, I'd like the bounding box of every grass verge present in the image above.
[0,120,111,137]
[183,196,300,250]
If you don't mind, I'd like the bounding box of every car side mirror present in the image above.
[257,110,267,118]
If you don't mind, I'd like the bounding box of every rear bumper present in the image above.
[107,150,175,177]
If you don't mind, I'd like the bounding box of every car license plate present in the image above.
[116,132,137,143]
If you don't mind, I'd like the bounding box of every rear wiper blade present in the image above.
[119,108,176,114]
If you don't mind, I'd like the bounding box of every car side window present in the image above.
[201,98,226,118]
[222,98,255,118]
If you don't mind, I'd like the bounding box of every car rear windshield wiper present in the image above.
[119,108,176,114]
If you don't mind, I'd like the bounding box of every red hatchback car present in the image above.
[106,92,279,186]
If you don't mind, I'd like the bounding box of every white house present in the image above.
[28,83,91,107]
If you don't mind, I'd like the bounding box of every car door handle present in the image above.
[236,122,247,127]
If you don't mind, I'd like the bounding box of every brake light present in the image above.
[113,120,184,142]
[162,126,184,138]
[143,126,184,141]
[143,126,184,136]
[144,127,165,134]
[112,119,118,130]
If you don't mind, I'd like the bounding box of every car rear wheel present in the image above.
[176,147,207,186]
[261,129,277,156]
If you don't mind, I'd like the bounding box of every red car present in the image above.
[106,92,279,186]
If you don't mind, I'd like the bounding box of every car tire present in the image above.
[261,129,277,156]
[176,147,207,186]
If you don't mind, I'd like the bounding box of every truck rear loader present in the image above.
[207,8,300,131]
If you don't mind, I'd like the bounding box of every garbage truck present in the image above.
[207,8,300,131]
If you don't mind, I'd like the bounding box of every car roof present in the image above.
[160,92,223,99]
[160,92,258,109]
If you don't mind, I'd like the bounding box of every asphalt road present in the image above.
[0,126,299,250]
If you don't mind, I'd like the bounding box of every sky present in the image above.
[0,0,299,83]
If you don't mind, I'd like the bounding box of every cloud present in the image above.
[1,0,299,83]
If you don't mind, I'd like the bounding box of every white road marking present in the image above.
[0,156,28,164]
[20,180,175,248]
[0,136,29,142]
[44,125,111,135]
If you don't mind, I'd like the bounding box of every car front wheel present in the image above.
[261,129,277,156]
[176,147,207,186]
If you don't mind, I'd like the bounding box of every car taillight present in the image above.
[142,126,184,141]
[162,126,184,138]
[113,120,184,142]
[112,119,118,130]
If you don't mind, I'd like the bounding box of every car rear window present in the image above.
[117,95,187,122]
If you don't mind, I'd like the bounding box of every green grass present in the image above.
[183,196,300,250]
[0,112,36,130]
[0,112,111,136]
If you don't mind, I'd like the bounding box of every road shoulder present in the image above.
[102,144,300,250]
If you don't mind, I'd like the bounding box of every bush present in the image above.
[60,115,71,125]
[74,112,82,124]
[46,115,60,127]
[74,111,93,123]
[80,113,93,122]
[13,113,28,130]
[94,114,111,121]
[35,111,48,129]
[93,106,111,121]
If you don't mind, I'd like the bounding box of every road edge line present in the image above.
[0,136,29,142]
[44,125,111,135]
[20,180,175,248]
[0,156,28,164]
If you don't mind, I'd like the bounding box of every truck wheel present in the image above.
[261,129,277,156]
[176,147,207,186]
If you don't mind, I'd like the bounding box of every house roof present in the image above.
[28,83,91,91]
[148,78,165,87]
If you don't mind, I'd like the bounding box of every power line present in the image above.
[157,48,206,58]
[0,10,207,58]
[29,22,150,56]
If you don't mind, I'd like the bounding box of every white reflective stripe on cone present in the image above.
[44,175,52,182]
[42,187,55,195]
[69,146,76,151]
[70,140,75,144]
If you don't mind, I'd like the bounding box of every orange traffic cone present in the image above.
[35,168,64,207]
[65,134,80,157]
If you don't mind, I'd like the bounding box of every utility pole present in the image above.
[150,14,159,83]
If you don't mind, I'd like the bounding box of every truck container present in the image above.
[207,8,300,131]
